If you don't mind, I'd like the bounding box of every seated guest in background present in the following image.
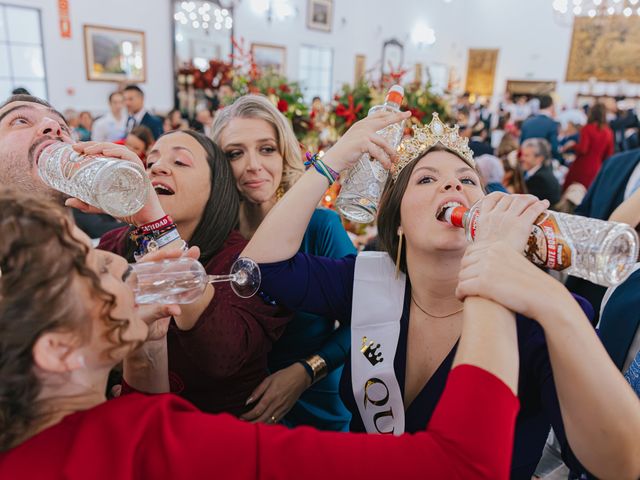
[213,94,356,431]
[123,84,163,140]
[566,146,640,322]
[476,154,508,193]
[502,151,528,194]
[491,113,509,151]
[0,188,524,480]
[118,125,154,164]
[563,103,614,192]
[95,130,291,416]
[520,94,560,160]
[63,108,81,141]
[91,91,127,142]
[10,86,30,95]
[468,121,494,157]
[191,106,214,137]
[242,111,640,479]
[163,108,187,133]
[76,111,93,142]
[519,138,561,204]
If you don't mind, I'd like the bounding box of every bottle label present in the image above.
[46,145,95,181]
[525,213,573,271]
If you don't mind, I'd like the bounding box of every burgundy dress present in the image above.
[0,366,519,480]
[99,228,291,415]
[563,122,614,191]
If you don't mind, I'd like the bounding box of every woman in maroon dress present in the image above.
[563,103,614,191]
[97,130,291,415]
[0,188,521,479]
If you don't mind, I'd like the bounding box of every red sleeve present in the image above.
[134,365,518,479]
[573,124,592,156]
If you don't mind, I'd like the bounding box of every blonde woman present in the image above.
[212,95,356,430]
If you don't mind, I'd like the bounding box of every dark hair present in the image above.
[539,95,553,110]
[0,187,133,451]
[123,130,239,264]
[123,85,144,96]
[11,87,30,95]
[1,94,52,111]
[588,103,607,128]
[129,125,154,150]
[377,146,477,274]
[108,91,123,102]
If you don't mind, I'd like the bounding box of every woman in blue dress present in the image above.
[212,95,355,431]
[241,110,640,480]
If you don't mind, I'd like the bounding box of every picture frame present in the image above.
[307,0,333,32]
[354,54,366,84]
[251,43,286,76]
[83,25,146,82]
[465,48,499,97]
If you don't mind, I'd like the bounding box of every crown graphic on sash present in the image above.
[361,336,384,366]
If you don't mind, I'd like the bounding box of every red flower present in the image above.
[267,87,276,94]
[279,83,290,93]
[335,95,363,126]
[277,99,289,112]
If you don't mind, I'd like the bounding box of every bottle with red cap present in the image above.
[336,85,405,223]
[442,203,639,287]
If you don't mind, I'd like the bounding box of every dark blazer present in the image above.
[599,267,640,371]
[469,140,494,158]
[520,114,560,159]
[566,149,640,321]
[525,164,561,204]
[140,112,164,140]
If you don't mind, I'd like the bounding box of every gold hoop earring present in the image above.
[395,229,403,278]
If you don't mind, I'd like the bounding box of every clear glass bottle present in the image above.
[336,85,405,223]
[127,257,262,303]
[443,204,639,287]
[38,142,150,218]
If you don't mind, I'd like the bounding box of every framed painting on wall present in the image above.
[251,43,286,76]
[83,25,145,82]
[566,15,640,82]
[354,54,366,83]
[465,48,499,97]
[307,0,333,32]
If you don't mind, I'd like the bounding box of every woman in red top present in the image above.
[0,188,520,479]
[95,130,291,415]
[563,103,614,191]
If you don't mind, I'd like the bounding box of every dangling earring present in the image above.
[395,227,403,278]
[276,184,285,201]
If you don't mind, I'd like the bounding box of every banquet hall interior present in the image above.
[0,1,640,479]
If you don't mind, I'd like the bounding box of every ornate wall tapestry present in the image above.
[566,15,640,82]
[465,49,499,97]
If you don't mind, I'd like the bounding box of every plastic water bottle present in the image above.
[38,142,150,218]
[336,85,405,223]
[442,204,639,287]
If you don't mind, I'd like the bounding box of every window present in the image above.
[0,4,47,99]
[298,45,332,103]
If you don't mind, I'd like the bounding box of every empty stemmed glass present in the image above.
[127,256,261,304]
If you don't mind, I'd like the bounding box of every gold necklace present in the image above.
[411,296,464,319]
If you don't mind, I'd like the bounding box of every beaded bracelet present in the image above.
[304,152,340,186]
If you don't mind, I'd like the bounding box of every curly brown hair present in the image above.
[0,188,134,451]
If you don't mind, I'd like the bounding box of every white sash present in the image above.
[351,252,406,435]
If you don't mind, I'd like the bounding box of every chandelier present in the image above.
[552,0,640,18]
[174,1,233,31]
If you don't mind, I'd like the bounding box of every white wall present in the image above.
[6,0,174,113]
[10,0,638,112]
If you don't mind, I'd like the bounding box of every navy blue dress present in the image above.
[259,253,594,480]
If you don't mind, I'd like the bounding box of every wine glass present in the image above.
[127,256,261,304]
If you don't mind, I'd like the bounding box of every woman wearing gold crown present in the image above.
[241,111,640,479]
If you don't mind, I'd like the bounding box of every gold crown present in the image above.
[392,113,475,182]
